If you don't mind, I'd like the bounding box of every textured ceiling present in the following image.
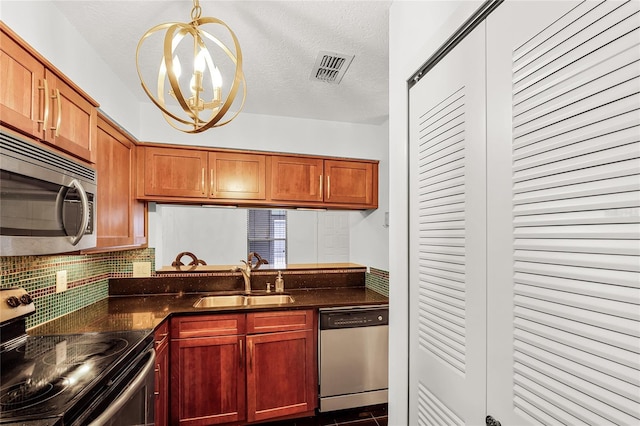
[53,1,391,125]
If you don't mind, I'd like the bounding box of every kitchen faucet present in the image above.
[234,252,268,294]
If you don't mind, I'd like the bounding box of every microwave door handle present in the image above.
[88,348,156,426]
[68,179,89,246]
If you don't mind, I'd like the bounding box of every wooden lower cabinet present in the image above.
[154,321,169,426]
[169,310,317,425]
[246,329,316,422]
[171,315,246,425]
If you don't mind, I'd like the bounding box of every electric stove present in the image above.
[0,288,153,425]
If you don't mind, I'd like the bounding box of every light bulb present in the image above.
[190,74,197,95]
[212,66,223,88]
[194,49,207,73]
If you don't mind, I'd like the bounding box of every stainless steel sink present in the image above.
[193,294,294,308]
[245,294,294,306]
[193,295,246,308]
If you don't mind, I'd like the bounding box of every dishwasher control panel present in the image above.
[319,306,388,329]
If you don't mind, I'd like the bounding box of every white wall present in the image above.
[388,1,482,424]
[1,0,389,273]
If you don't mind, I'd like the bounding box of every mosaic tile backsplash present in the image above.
[1,247,388,329]
[0,249,155,329]
[366,267,389,297]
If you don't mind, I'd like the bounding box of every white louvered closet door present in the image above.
[487,1,640,424]
[408,23,487,425]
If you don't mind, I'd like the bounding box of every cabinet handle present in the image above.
[327,175,331,200]
[239,338,243,368]
[201,168,205,195]
[154,363,161,396]
[210,169,214,195]
[37,79,49,133]
[249,341,253,371]
[155,333,168,347]
[51,88,61,137]
[319,174,323,196]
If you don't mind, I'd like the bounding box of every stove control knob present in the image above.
[6,296,21,308]
[20,294,33,305]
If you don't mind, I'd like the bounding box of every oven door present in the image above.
[71,347,155,426]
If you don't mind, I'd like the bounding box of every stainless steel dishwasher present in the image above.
[318,305,389,412]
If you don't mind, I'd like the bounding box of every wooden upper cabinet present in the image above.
[43,71,97,163]
[143,146,208,198]
[0,23,98,164]
[271,156,324,202]
[137,143,378,209]
[93,115,146,250]
[209,152,266,200]
[0,30,45,139]
[325,159,377,207]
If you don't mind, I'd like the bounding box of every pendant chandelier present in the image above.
[136,0,246,133]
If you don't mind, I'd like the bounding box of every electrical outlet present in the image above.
[132,262,151,278]
[56,270,67,293]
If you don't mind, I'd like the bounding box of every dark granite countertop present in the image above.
[29,287,388,336]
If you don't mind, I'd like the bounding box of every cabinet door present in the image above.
[95,117,146,249]
[0,28,46,139]
[171,335,246,425]
[143,146,208,198]
[408,20,487,426]
[246,329,316,423]
[44,70,97,163]
[487,1,640,425]
[271,156,324,202]
[154,322,169,426]
[209,152,266,200]
[324,160,377,207]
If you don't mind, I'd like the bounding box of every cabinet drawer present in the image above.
[154,320,170,352]
[247,310,314,334]
[171,314,245,339]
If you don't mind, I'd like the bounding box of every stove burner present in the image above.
[0,377,67,411]
[42,337,129,366]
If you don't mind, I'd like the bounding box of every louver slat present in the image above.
[511,1,640,423]
[417,383,464,426]
[417,85,467,374]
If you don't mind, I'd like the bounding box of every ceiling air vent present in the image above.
[310,51,354,84]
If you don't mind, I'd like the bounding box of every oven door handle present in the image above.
[88,348,155,426]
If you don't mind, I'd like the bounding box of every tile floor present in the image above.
[257,404,388,426]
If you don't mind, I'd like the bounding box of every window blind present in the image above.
[247,209,287,265]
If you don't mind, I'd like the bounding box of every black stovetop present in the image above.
[0,329,151,425]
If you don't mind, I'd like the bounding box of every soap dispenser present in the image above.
[275,271,285,293]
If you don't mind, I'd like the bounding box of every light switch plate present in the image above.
[56,270,67,293]
[132,262,151,278]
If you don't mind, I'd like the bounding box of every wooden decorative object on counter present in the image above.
[171,251,207,267]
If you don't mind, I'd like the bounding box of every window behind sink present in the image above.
[247,209,287,266]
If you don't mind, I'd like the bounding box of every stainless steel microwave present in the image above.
[0,130,96,256]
